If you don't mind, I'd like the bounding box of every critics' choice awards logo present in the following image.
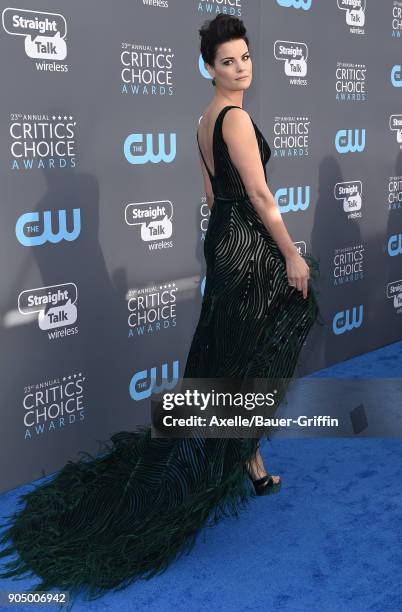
[334,181,362,219]
[387,232,402,256]
[121,43,175,96]
[276,0,312,10]
[275,186,310,213]
[18,283,79,339]
[200,196,211,240]
[333,244,364,286]
[388,176,402,211]
[392,2,402,38]
[273,116,310,158]
[2,8,68,71]
[127,282,177,338]
[129,359,179,400]
[332,304,364,335]
[336,62,366,102]
[274,40,308,86]
[335,128,365,153]
[10,114,77,170]
[337,0,366,34]
[15,208,81,246]
[23,372,86,440]
[387,280,402,312]
[389,115,402,147]
[125,200,173,250]
[197,0,242,16]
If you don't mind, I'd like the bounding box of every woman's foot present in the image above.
[252,473,282,496]
[246,444,281,493]
[248,470,281,484]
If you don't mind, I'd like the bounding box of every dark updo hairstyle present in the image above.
[199,14,249,87]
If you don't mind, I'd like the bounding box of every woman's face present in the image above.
[208,38,252,90]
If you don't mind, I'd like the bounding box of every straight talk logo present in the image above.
[2,8,69,71]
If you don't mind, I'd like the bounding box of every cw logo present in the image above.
[199,54,212,80]
[201,275,206,296]
[387,233,402,256]
[333,305,364,335]
[276,0,312,9]
[129,359,179,400]
[335,129,366,153]
[124,132,176,164]
[275,186,310,213]
[391,65,402,87]
[15,209,81,246]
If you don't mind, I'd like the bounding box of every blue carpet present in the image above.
[1,341,401,611]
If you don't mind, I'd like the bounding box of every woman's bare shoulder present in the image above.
[201,103,250,127]
[221,106,254,139]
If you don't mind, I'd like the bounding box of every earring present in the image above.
[212,77,216,86]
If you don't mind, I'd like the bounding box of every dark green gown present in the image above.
[0,105,323,604]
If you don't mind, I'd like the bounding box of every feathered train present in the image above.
[0,429,261,604]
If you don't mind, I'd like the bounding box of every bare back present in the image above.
[197,103,237,178]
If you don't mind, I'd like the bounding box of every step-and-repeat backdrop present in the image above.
[0,0,400,492]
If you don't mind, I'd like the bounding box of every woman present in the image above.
[0,14,322,604]
[191,14,322,490]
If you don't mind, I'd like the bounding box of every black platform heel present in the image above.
[252,473,282,496]
[249,441,282,496]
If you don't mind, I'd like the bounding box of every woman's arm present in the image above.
[222,107,310,298]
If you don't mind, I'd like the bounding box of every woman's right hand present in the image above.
[285,251,310,299]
